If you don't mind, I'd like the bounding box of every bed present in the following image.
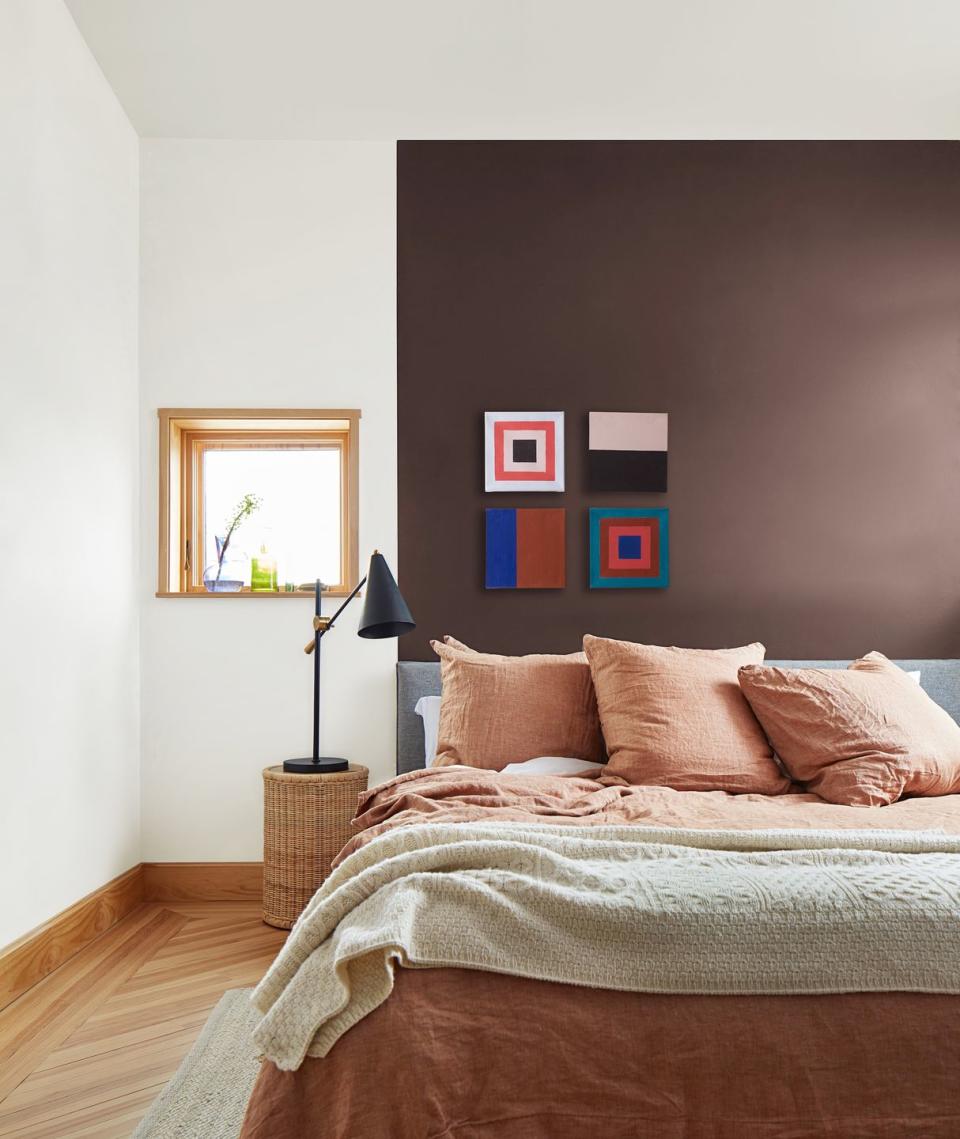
[240,659,960,1139]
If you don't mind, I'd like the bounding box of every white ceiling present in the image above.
[65,0,960,140]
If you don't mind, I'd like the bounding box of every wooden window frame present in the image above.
[157,408,360,598]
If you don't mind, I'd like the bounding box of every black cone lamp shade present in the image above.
[358,553,415,639]
[283,551,416,774]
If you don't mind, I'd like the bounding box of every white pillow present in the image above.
[414,695,442,764]
[500,756,604,776]
[907,670,921,685]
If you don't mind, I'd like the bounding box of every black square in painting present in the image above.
[512,438,538,463]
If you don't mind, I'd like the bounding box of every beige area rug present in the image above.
[133,989,261,1139]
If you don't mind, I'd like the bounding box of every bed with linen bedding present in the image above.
[240,647,960,1139]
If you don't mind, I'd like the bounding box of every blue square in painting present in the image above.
[485,509,517,589]
[618,534,642,560]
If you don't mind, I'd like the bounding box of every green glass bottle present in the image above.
[250,542,278,592]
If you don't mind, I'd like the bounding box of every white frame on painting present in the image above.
[484,411,565,492]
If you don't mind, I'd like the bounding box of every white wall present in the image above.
[64,0,960,141]
[0,0,140,944]
[139,141,397,861]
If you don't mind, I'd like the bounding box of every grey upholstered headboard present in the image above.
[397,662,442,774]
[396,659,960,775]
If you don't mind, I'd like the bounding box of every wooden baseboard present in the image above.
[142,862,263,902]
[0,862,265,1011]
[0,865,145,1012]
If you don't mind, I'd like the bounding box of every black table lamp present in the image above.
[284,551,415,774]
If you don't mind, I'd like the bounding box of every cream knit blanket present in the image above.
[251,821,960,1070]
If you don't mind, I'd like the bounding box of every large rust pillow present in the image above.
[431,638,605,769]
[582,635,788,794]
[738,652,960,806]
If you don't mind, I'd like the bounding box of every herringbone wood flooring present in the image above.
[0,902,286,1138]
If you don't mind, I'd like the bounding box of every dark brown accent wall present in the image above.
[398,142,960,660]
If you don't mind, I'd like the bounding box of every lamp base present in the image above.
[282,756,349,774]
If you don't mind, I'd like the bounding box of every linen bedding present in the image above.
[338,765,960,859]
[240,769,960,1139]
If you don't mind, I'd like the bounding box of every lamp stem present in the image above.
[313,579,322,761]
[310,573,368,763]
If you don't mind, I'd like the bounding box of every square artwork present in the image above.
[485,411,565,492]
[589,507,669,588]
[588,411,668,492]
[486,508,565,589]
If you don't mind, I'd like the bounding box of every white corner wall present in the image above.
[139,141,397,861]
[0,1,140,944]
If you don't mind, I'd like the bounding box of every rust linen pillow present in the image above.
[582,636,787,794]
[431,639,605,770]
[738,652,960,807]
[441,635,477,653]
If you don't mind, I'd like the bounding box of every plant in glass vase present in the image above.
[203,493,262,592]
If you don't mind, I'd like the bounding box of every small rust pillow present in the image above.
[583,635,788,794]
[431,638,605,770]
[738,652,960,806]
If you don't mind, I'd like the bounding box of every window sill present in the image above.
[155,589,354,599]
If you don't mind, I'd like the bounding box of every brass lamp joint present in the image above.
[304,614,332,654]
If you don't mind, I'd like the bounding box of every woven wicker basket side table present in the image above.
[262,763,369,929]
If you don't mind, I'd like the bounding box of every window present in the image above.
[157,409,359,596]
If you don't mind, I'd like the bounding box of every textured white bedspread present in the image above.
[251,821,960,1070]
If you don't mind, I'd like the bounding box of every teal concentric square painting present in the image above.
[589,507,669,589]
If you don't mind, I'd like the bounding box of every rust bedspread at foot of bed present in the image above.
[240,967,960,1139]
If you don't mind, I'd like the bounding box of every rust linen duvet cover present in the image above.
[240,769,960,1139]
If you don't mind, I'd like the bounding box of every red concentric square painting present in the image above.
[484,411,564,492]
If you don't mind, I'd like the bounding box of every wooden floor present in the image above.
[0,902,286,1138]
